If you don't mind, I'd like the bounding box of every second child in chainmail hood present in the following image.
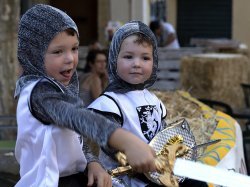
[88,20,166,186]
[88,21,208,187]
[14,5,157,187]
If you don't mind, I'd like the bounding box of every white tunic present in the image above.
[88,89,166,186]
[15,80,87,187]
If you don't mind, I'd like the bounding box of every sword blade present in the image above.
[192,139,221,150]
[173,158,250,187]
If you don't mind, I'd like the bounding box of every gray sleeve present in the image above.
[82,136,101,164]
[30,81,119,150]
[89,109,122,158]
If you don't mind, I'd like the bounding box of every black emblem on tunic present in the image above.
[136,105,159,141]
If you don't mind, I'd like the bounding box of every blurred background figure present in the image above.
[79,49,108,106]
[149,20,180,49]
[88,39,103,51]
[105,21,122,47]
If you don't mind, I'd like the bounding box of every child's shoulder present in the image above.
[88,92,122,117]
[145,89,162,101]
[34,77,64,93]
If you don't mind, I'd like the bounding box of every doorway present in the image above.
[50,0,98,46]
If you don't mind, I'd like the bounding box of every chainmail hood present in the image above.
[105,20,158,93]
[15,4,79,97]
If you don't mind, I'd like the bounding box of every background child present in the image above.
[15,5,156,187]
[88,20,167,186]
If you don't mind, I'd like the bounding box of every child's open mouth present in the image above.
[60,69,72,78]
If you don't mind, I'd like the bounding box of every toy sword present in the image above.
[110,143,250,187]
[109,118,250,186]
[173,158,250,187]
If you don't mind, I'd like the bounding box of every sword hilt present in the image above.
[108,165,132,177]
[109,143,189,187]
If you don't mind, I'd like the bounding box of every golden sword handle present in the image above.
[108,143,189,187]
[108,165,132,177]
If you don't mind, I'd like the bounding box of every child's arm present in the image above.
[81,137,111,187]
[31,81,118,149]
[90,111,157,172]
[31,81,156,173]
[82,129,112,187]
[82,131,112,187]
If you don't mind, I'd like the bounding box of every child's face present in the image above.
[44,31,79,86]
[117,35,153,85]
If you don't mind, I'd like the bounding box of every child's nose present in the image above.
[65,52,74,63]
[133,58,141,67]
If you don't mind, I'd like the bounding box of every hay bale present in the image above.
[152,90,217,155]
[180,53,250,108]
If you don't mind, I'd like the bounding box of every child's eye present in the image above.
[124,55,132,59]
[72,46,79,52]
[52,50,63,54]
[143,56,151,61]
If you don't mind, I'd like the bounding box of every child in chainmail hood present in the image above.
[15,5,157,187]
[88,20,166,186]
[89,21,208,187]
